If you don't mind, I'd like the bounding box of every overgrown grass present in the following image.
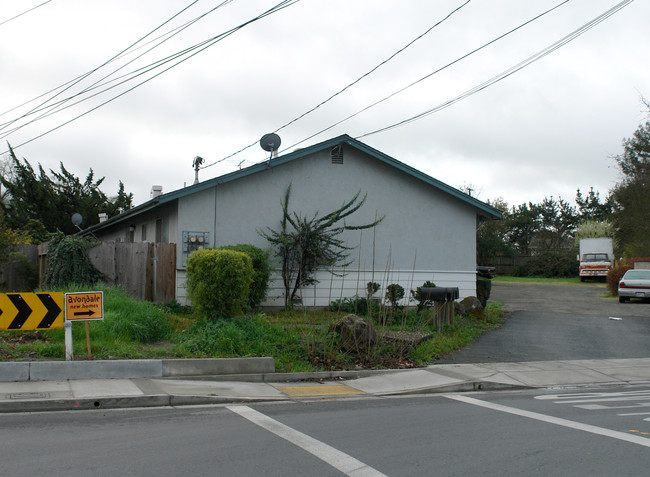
[410,302,504,365]
[0,285,506,372]
[493,276,605,286]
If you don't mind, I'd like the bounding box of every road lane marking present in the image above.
[227,405,388,477]
[444,394,650,448]
[277,385,366,397]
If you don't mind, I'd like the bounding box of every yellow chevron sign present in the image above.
[0,292,64,331]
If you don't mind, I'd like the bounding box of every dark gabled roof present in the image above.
[84,134,501,234]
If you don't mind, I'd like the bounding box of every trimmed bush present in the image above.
[186,248,253,319]
[219,244,270,309]
[606,257,650,296]
[410,280,436,310]
[385,283,405,309]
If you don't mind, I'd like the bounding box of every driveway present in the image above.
[436,281,650,364]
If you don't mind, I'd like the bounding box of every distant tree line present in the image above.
[479,111,649,275]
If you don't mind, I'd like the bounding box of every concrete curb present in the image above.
[0,358,276,382]
[0,394,286,413]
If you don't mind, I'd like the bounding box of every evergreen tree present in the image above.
[611,121,650,256]
[1,144,133,236]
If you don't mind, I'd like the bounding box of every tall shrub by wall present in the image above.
[186,248,253,319]
[219,244,270,309]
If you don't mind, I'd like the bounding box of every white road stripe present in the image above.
[227,405,388,477]
[445,394,650,448]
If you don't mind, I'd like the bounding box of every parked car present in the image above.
[618,269,650,303]
[476,266,496,279]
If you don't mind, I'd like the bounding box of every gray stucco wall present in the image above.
[175,147,478,306]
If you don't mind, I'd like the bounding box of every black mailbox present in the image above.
[420,287,459,302]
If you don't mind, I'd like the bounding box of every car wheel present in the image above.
[618,296,627,303]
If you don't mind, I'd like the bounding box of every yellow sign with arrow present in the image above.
[64,291,104,321]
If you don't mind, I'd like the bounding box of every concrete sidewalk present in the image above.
[1,357,649,413]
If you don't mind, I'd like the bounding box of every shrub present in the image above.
[186,248,253,319]
[606,257,650,296]
[513,249,578,278]
[219,244,271,309]
[329,296,380,316]
[385,283,405,309]
[44,233,103,288]
[476,277,492,307]
[366,282,380,299]
[410,280,436,310]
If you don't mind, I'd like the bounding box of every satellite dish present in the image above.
[260,133,281,152]
[71,213,83,227]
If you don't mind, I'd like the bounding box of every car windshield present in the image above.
[623,270,650,280]
[583,253,609,262]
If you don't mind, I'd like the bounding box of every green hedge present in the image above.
[219,244,270,309]
[186,248,253,319]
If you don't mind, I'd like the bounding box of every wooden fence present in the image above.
[87,242,176,303]
[491,255,532,275]
[3,242,176,303]
[0,245,39,292]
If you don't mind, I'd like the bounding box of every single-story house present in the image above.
[83,134,501,307]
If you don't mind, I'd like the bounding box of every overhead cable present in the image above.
[2,0,301,153]
[0,0,236,136]
[0,0,53,28]
[0,0,204,133]
[356,0,634,139]
[201,0,474,169]
[278,0,574,154]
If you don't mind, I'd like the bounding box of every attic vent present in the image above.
[331,145,344,164]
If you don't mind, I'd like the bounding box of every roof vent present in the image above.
[331,145,343,164]
[151,185,163,199]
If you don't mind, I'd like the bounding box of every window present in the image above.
[141,224,147,241]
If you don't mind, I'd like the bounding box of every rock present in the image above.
[456,296,484,319]
[329,314,377,352]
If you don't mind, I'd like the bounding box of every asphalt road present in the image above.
[437,281,650,364]
[2,389,648,476]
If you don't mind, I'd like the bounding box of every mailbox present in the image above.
[419,287,459,302]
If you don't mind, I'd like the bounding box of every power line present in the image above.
[201,0,474,169]
[0,1,236,136]
[0,0,52,28]
[0,0,205,134]
[277,0,573,155]
[356,0,634,139]
[2,0,302,153]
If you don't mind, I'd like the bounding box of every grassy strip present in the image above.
[0,286,505,372]
[493,276,606,286]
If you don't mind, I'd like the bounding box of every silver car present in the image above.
[618,269,650,303]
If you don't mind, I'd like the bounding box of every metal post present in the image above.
[64,321,73,361]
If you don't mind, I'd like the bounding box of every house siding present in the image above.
[174,147,478,306]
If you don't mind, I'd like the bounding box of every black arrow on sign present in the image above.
[36,294,61,328]
[73,310,95,317]
[7,294,32,330]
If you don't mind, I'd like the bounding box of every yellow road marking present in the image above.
[277,385,365,397]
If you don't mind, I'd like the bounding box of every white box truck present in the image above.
[578,237,614,281]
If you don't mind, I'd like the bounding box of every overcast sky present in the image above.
[1,0,648,216]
